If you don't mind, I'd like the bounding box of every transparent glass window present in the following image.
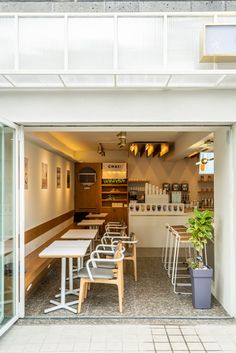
[167,16,214,70]
[118,17,163,69]
[0,125,16,330]
[68,17,114,70]
[0,17,15,70]
[19,17,64,70]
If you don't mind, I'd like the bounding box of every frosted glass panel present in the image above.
[19,17,64,70]
[206,25,236,55]
[0,75,13,88]
[118,17,163,69]
[168,17,214,69]
[0,18,15,69]
[217,16,236,23]
[6,75,63,87]
[68,17,114,69]
[61,75,114,87]
[117,74,169,87]
[218,75,236,88]
[169,74,221,87]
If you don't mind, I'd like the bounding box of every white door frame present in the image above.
[0,116,24,336]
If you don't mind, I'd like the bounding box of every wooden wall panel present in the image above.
[25,210,74,244]
[75,163,101,213]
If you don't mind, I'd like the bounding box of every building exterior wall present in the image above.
[0,1,235,13]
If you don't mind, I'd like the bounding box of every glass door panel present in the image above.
[0,122,18,334]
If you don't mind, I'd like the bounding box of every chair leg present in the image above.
[117,283,123,313]
[133,258,137,281]
[84,283,88,299]
[78,279,85,313]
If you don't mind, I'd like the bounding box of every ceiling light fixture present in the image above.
[97,143,105,157]
[159,143,169,157]
[145,143,154,157]
[196,157,214,166]
[129,143,139,156]
[117,131,127,149]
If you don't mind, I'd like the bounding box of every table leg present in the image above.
[56,257,80,297]
[45,257,78,314]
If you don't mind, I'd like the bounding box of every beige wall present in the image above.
[127,156,199,202]
[75,149,199,202]
[24,140,75,255]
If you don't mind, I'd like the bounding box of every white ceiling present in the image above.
[47,131,182,152]
[26,130,214,162]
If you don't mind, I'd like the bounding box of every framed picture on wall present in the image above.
[56,167,61,189]
[66,170,70,189]
[24,157,29,190]
[41,162,48,189]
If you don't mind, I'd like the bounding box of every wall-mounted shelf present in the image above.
[102,191,128,194]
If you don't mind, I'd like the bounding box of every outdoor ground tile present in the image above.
[203,342,221,351]
[187,342,205,351]
[171,342,188,351]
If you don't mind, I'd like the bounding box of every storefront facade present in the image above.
[0,11,236,335]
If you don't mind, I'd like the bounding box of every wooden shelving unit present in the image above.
[101,183,128,208]
[197,176,214,209]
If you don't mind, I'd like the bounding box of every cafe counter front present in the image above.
[129,203,192,248]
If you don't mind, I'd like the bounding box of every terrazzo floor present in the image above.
[25,257,228,319]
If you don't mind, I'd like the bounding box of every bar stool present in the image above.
[165,225,187,276]
[171,230,193,295]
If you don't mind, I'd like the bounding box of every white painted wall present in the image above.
[24,140,75,254]
[213,127,235,317]
[0,90,236,124]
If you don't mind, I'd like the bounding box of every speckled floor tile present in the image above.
[25,258,228,319]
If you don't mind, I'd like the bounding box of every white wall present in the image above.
[0,90,236,124]
[24,140,74,255]
[214,127,236,317]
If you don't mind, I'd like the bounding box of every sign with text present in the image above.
[102,163,127,179]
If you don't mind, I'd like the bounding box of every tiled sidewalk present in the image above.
[1,324,236,353]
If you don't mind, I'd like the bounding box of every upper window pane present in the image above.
[19,17,64,70]
[118,17,163,69]
[167,16,214,70]
[68,17,114,70]
[0,17,15,70]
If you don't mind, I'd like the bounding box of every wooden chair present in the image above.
[113,232,138,282]
[77,242,124,313]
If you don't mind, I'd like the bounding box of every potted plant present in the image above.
[187,208,214,309]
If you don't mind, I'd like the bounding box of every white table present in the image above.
[39,240,90,314]
[61,229,98,253]
[86,213,108,219]
[77,219,105,228]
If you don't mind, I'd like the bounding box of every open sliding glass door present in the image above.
[0,118,24,336]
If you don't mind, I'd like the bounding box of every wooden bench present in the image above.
[25,225,73,296]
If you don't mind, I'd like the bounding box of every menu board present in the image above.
[199,152,214,175]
